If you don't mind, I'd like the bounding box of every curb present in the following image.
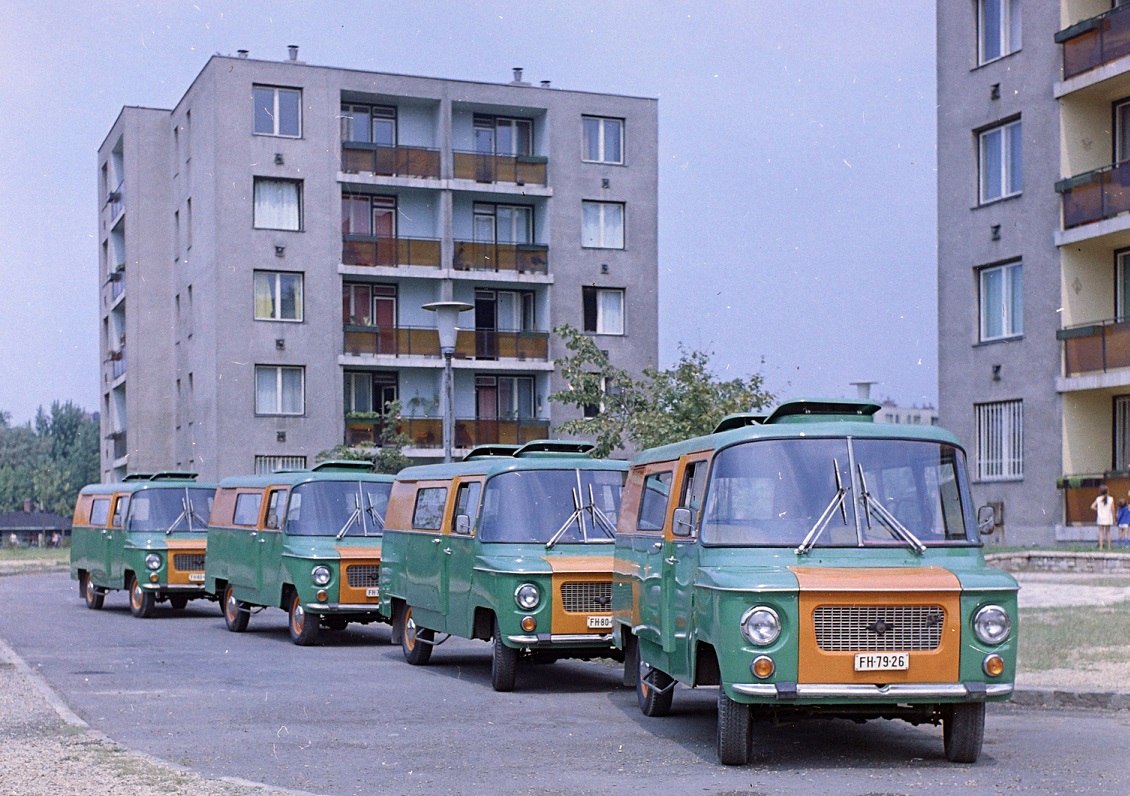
[1012,687,1130,710]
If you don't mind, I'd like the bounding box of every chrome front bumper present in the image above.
[304,603,383,613]
[507,633,615,648]
[730,682,1014,701]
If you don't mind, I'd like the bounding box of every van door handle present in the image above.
[652,542,662,549]
[443,548,453,555]
[432,537,442,544]
[258,538,266,544]
[664,557,677,565]
[250,531,258,538]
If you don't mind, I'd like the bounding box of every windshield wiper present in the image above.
[336,499,362,540]
[165,495,190,535]
[796,459,848,555]
[364,493,385,534]
[547,488,584,550]
[857,465,926,555]
[584,484,617,541]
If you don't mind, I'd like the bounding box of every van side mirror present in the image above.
[266,513,279,530]
[976,505,996,535]
[671,507,694,538]
[454,514,471,535]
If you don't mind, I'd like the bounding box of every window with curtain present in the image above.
[979,119,1021,204]
[581,201,625,248]
[582,116,624,164]
[582,286,625,335]
[978,0,1021,65]
[253,86,302,137]
[253,271,303,322]
[255,365,304,415]
[978,261,1021,341]
[254,178,302,230]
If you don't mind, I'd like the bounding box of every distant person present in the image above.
[1092,485,1115,550]
[50,531,61,548]
[6,532,17,549]
[1120,499,1130,549]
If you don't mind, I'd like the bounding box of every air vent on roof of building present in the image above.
[288,45,299,61]
[237,49,249,59]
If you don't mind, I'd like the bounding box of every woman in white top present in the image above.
[1091,485,1115,550]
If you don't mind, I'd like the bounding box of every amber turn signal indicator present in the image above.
[982,653,1005,677]
[521,616,537,632]
[751,655,775,679]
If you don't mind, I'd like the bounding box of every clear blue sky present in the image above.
[0,0,937,425]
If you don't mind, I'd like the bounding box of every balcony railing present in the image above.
[1060,474,1130,524]
[343,325,549,361]
[1057,162,1130,228]
[453,241,548,274]
[1058,317,1130,376]
[107,181,124,219]
[342,235,441,268]
[347,416,550,449]
[1057,3,1130,80]
[108,266,125,300]
[341,142,441,179]
[452,150,547,186]
[110,432,127,461]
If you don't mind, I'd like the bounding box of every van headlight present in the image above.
[311,565,332,587]
[514,583,540,611]
[740,606,781,646]
[144,553,162,571]
[973,605,1011,645]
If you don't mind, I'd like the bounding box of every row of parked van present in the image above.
[69,399,1018,766]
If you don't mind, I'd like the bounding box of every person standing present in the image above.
[1092,485,1115,550]
[1119,499,1130,549]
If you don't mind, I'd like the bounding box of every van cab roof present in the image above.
[397,445,626,482]
[216,467,396,490]
[78,477,217,496]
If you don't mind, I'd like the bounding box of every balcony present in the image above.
[1060,474,1130,524]
[109,431,127,461]
[1059,317,1130,376]
[342,235,441,268]
[108,349,126,380]
[108,266,125,300]
[452,151,547,186]
[347,416,550,449]
[1058,4,1130,80]
[453,241,548,274]
[1057,163,1130,228]
[341,143,441,179]
[107,182,124,219]
[343,325,549,361]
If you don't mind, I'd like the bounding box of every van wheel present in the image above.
[717,688,753,765]
[128,575,156,618]
[943,702,985,763]
[398,604,433,665]
[169,595,189,610]
[82,573,104,610]
[222,584,249,632]
[288,592,320,646]
[622,632,639,688]
[491,618,518,692]
[637,660,674,717]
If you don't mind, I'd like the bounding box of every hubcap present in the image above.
[226,592,237,619]
[132,582,141,607]
[405,614,417,649]
[293,601,304,631]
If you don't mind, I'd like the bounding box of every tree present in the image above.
[316,401,413,474]
[549,325,774,457]
[0,401,100,515]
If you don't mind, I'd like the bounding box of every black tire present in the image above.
[717,688,753,765]
[622,632,639,688]
[288,592,320,646]
[82,573,104,610]
[491,617,518,692]
[222,583,249,633]
[637,659,674,717]
[128,575,156,619]
[943,702,986,763]
[169,595,189,610]
[398,604,433,665]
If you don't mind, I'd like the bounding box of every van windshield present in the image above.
[285,480,391,537]
[126,488,214,533]
[478,469,625,544]
[700,438,973,547]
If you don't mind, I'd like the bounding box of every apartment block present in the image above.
[938,0,1130,543]
[97,50,658,482]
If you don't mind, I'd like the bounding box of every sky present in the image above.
[0,0,938,425]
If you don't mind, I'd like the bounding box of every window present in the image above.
[583,287,625,335]
[475,375,535,419]
[255,455,306,474]
[344,371,397,413]
[1118,251,1130,321]
[975,400,1023,481]
[978,0,1020,64]
[451,482,482,531]
[342,283,396,326]
[412,487,448,530]
[255,366,304,415]
[1115,396,1130,471]
[978,261,1022,341]
[474,114,532,156]
[254,178,302,231]
[342,194,395,236]
[111,496,128,528]
[979,119,1022,203]
[473,203,533,244]
[475,289,535,332]
[583,116,624,164]
[89,498,111,526]
[582,201,625,248]
[253,86,302,137]
[233,493,263,526]
[264,489,287,530]
[186,198,192,249]
[637,470,673,531]
[254,271,303,322]
[341,103,396,145]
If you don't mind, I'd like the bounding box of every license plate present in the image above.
[365,587,380,598]
[188,573,205,583]
[587,615,612,630]
[854,653,909,671]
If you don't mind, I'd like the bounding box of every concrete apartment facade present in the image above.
[938,0,1130,544]
[97,50,658,482]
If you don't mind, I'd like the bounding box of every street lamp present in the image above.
[423,301,473,463]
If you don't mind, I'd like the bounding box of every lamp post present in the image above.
[423,301,473,462]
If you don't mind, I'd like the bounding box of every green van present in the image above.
[379,441,628,691]
[612,399,1017,765]
[204,461,394,645]
[70,472,216,617]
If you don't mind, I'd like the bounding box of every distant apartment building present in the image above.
[97,49,658,482]
[937,0,1130,543]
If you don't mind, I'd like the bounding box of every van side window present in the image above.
[681,460,708,514]
[233,492,263,527]
[412,487,448,530]
[637,470,673,531]
[452,482,481,531]
[265,489,287,529]
[111,496,128,528]
[89,498,111,526]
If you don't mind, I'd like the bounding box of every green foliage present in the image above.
[0,401,100,516]
[548,325,775,457]
[318,401,413,475]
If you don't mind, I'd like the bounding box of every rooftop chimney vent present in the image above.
[512,67,523,83]
[540,80,551,88]
[237,49,249,59]
[288,45,299,61]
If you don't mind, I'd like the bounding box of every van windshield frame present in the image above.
[477,468,625,544]
[125,487,214,533]
[284,480,392,537]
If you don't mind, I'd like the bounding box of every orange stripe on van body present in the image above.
[790,566,961,686]
[334,546,382,605]
[165,540,207,586]
[545,554,614,635]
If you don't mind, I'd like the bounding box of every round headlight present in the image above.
[973,605,1011,645]
[144,553,162,571]
[311,565,332,587]
[514,583,540,611]
[741,606,781,646]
